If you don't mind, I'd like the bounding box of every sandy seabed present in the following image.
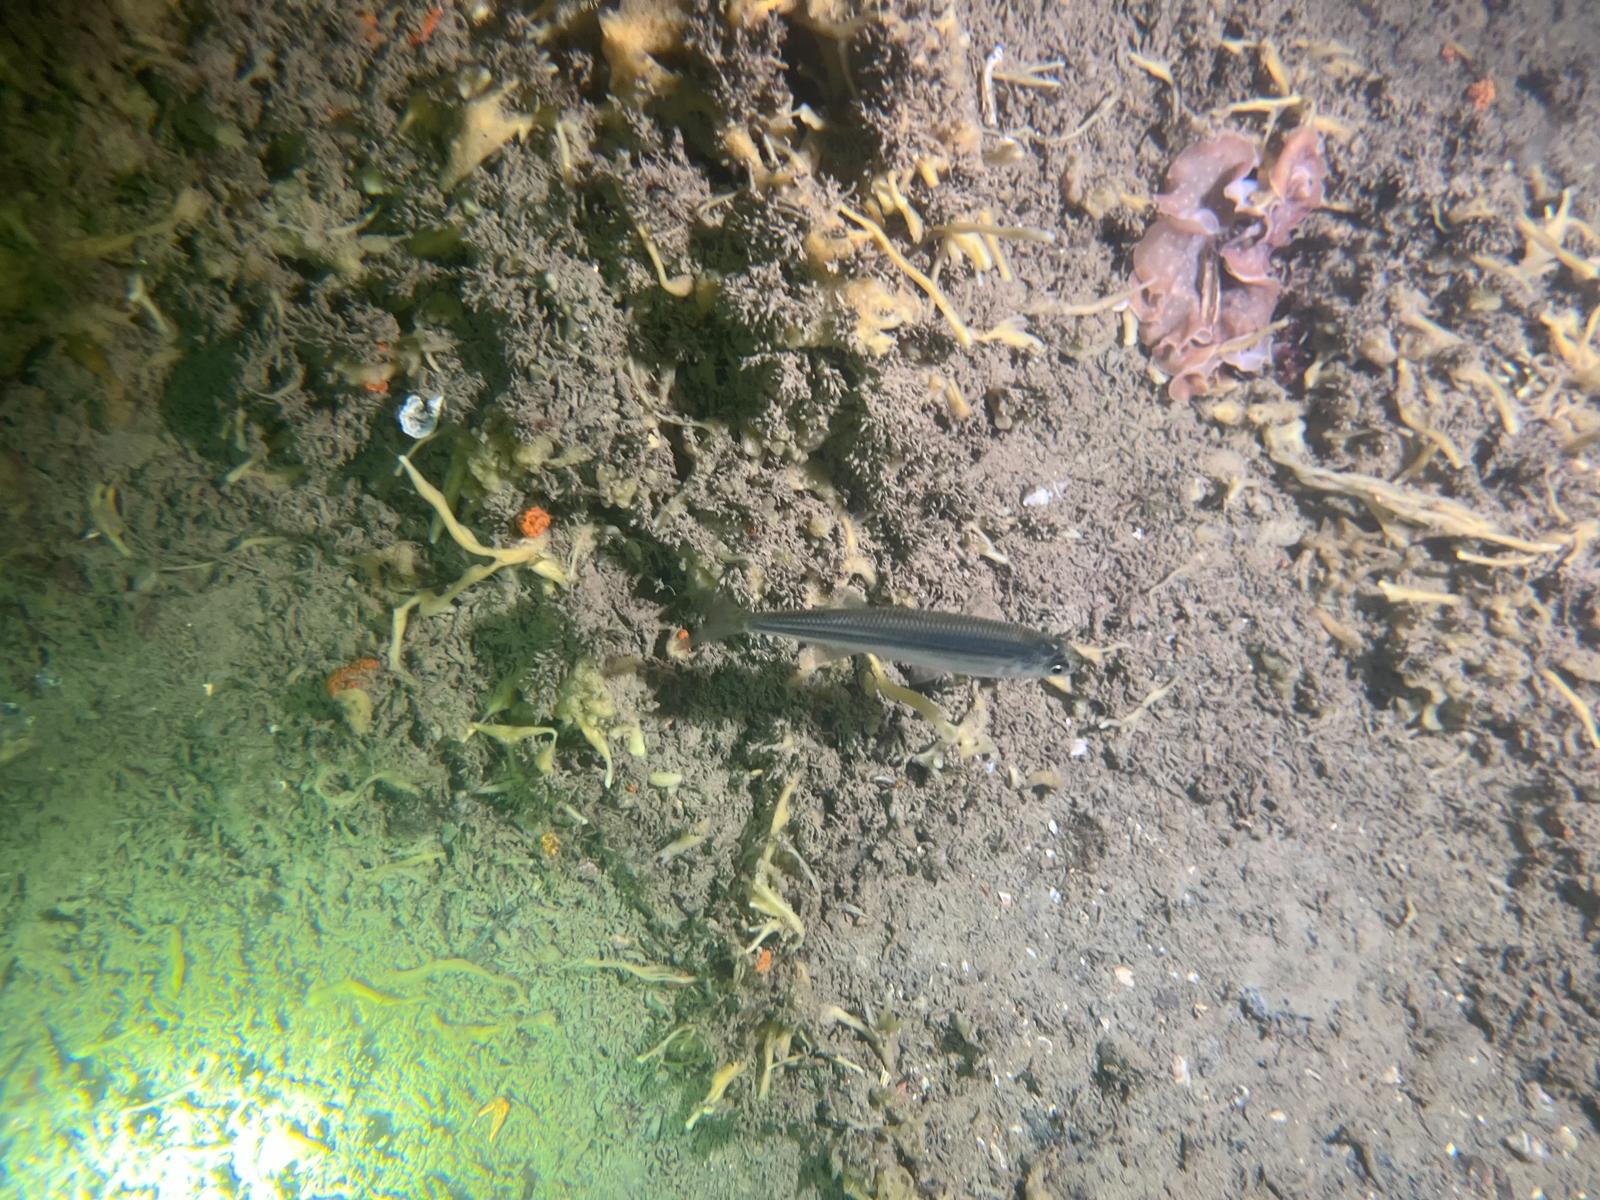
[1,1,1597,1196]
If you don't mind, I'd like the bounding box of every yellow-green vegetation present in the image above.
[552,659,622,787]
[745,777,806,951]
[684,1059,745,1131]
[465,720,561,772]
[311,764,425,811]
[463,659,646,787]
[389,450,567,672]
[569,958,697,986]
[1216,176,1600,745]
[864,654,997,769]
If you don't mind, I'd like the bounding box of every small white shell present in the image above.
[398,393,444,439]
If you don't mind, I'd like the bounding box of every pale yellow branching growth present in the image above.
[747,777,805,949]
[1219,37,1291,95]
[975,316,1045,353]
[1068,641,1130,667]
[991,60,1066,90]
[749,879,804,942]
[864,656,995,763]
[441,87,536,192]
[636,221,694,297]
[397,453,568,580]
[553,660,618,788]
[1456,548,1543,569]
[1127,50,1175,89]
[1101,678,1177,731]
[962,522,1010,566]
[466,721,558,744]
[636,1024,695,1064]
[952,690,997,760]
[1516,190,1599,283]
[821,1004,892,1074]
[1540,304,1600,393]
[766,776,795,846]
[913,154,949,189]
[865,655,958,741]
[1540,668,1600,750]
[1393,290,1463,359]
[1470,252,1538,301]
[1378,580,1462,608]
[1563,519,1597,568]
[1264,420,1564,555]
[1450,362,1521,435]
[465,722,559,772]
[929,373,974,421]
[835,511,877,586]
[384,956,526,998]
[1217,94,1305,117]
[939,226,995,274]
[931,220,1055,244]
[838,204,974,348]
[757,1025,794,1101]
[840,278,919,356]
[1392,360,1465,470]
[388,595,421,674]
[655,827,708,863]
[88,483,132,557]
[1044,289,1132,318]
[389,453,568,671]
[867,170,924,243]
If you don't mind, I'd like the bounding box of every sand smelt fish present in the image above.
[702,603,1070,680]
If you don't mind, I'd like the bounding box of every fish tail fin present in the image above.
[695,593,753,645]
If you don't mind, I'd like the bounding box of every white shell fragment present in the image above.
[398,392,444,439]
[1022,479,1071,507]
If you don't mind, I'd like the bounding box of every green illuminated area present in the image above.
[0,712,777,1196]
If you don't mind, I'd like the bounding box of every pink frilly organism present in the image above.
[1129,127,1327,400]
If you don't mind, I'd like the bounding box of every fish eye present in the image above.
[1048,655,1070,675]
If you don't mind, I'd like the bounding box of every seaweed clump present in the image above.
[1130,127,1327,400]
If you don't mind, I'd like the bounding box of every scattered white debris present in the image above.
[1113,964,1135,988]
[1022,479,1071,507]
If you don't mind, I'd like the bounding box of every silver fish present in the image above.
[703,604,1069,680]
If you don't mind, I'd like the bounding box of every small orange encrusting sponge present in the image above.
[515,505,552,539]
